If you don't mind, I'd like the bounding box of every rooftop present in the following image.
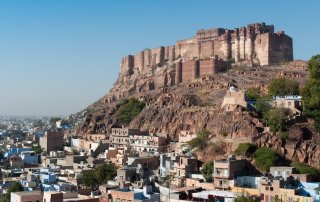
[12,191,42,196]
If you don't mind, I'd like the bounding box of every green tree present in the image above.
[81,163,117,190]
[291,162,319,175]
[235,143,257,157]
[2,181,24,202]
[116,98,146,126]
[94,163,117,184]
[307,54,320,79]
[255,96,272,115]
[82,170,98,190]
[253,147,280,172]
[301,57,320,130]
[201,161,214,182]
[245,87,261,100]
[264,108,289,133]
[301,78,320,130]
[187,130,210,150]
[268,78,299,97]
[233,193,257,202]
[32,146,43,154]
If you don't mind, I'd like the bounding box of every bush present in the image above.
[255,96,271,115]
[264,108,289,133]
[116,98,146,126]
[233,193,257,202]
[301,55,320,130]
[307,54,320,79]
[253,147,280,172]
[82,163,117,190]
[32,146,43,154]
[291,162,319,175]
[235,143,257,157]
[279,131,289,141]
[187,130,210,150]
[2,181,24,202]
[201,161,214,182]
[245,87,261,100]
[268,78,299,97]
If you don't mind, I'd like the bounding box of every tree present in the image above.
[235,143,257,157]
[32,146,43,154]
[81,163,117,190]
[116,98,146,126]
[201,161,214,182]
[264,108,289,133]
[245,87,261,100]
[187,130,210,150]
[291,162,319,175]
[233,193,257,202]
[2,181,24,202]
[307,54,320,79]
[253,147,280,172]
[268,78,299,97]
[301,60,320,130]
[82,170,98,190]
[255,96,271,115]
[94,163,117,184]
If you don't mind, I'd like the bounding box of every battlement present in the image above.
[120,22,293,79]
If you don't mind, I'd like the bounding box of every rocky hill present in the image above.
[70,23,319,168]
[71,57,320,168]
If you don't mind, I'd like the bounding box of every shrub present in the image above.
[233,193,257,202]
[268,78,299,97]
[253,147,280,172]
[201,161,214,182]
[307,54,320,79]
[291,162,319,175]
[187,130,210,150]
[2,181,24,202]
[82,163,117,190]
[245,87,261,100]
[264,108,289,133]
[235,143,257,157]
[116,98,146,126]
[279,131,289,141]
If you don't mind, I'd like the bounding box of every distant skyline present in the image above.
[1,0,319,116]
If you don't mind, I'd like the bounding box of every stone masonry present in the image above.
[120,22,293,80]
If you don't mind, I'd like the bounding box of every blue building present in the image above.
[4,147,32,158]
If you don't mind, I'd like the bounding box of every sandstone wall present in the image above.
[182,60,196,82]
[254,33,270,66]
[269,32,293,64]
[120,55,134,75]
[120,22,293,77]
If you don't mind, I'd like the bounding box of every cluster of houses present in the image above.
[0,88,317,202]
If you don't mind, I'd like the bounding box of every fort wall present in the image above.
[120,22,293,83]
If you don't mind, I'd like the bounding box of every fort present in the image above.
[120,22,293,84]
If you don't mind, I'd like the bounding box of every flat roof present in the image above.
[12,191,42,196]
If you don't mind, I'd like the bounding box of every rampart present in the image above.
[120,22,293,80]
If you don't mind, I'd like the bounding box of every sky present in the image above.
[0,0,319,116]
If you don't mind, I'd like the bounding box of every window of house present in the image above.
[266,187,269,190]
[270,187,273,191]
[122,199,126,202]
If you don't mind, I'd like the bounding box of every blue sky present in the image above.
[0,0,319,116]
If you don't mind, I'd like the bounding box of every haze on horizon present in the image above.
[0,0,319,117]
